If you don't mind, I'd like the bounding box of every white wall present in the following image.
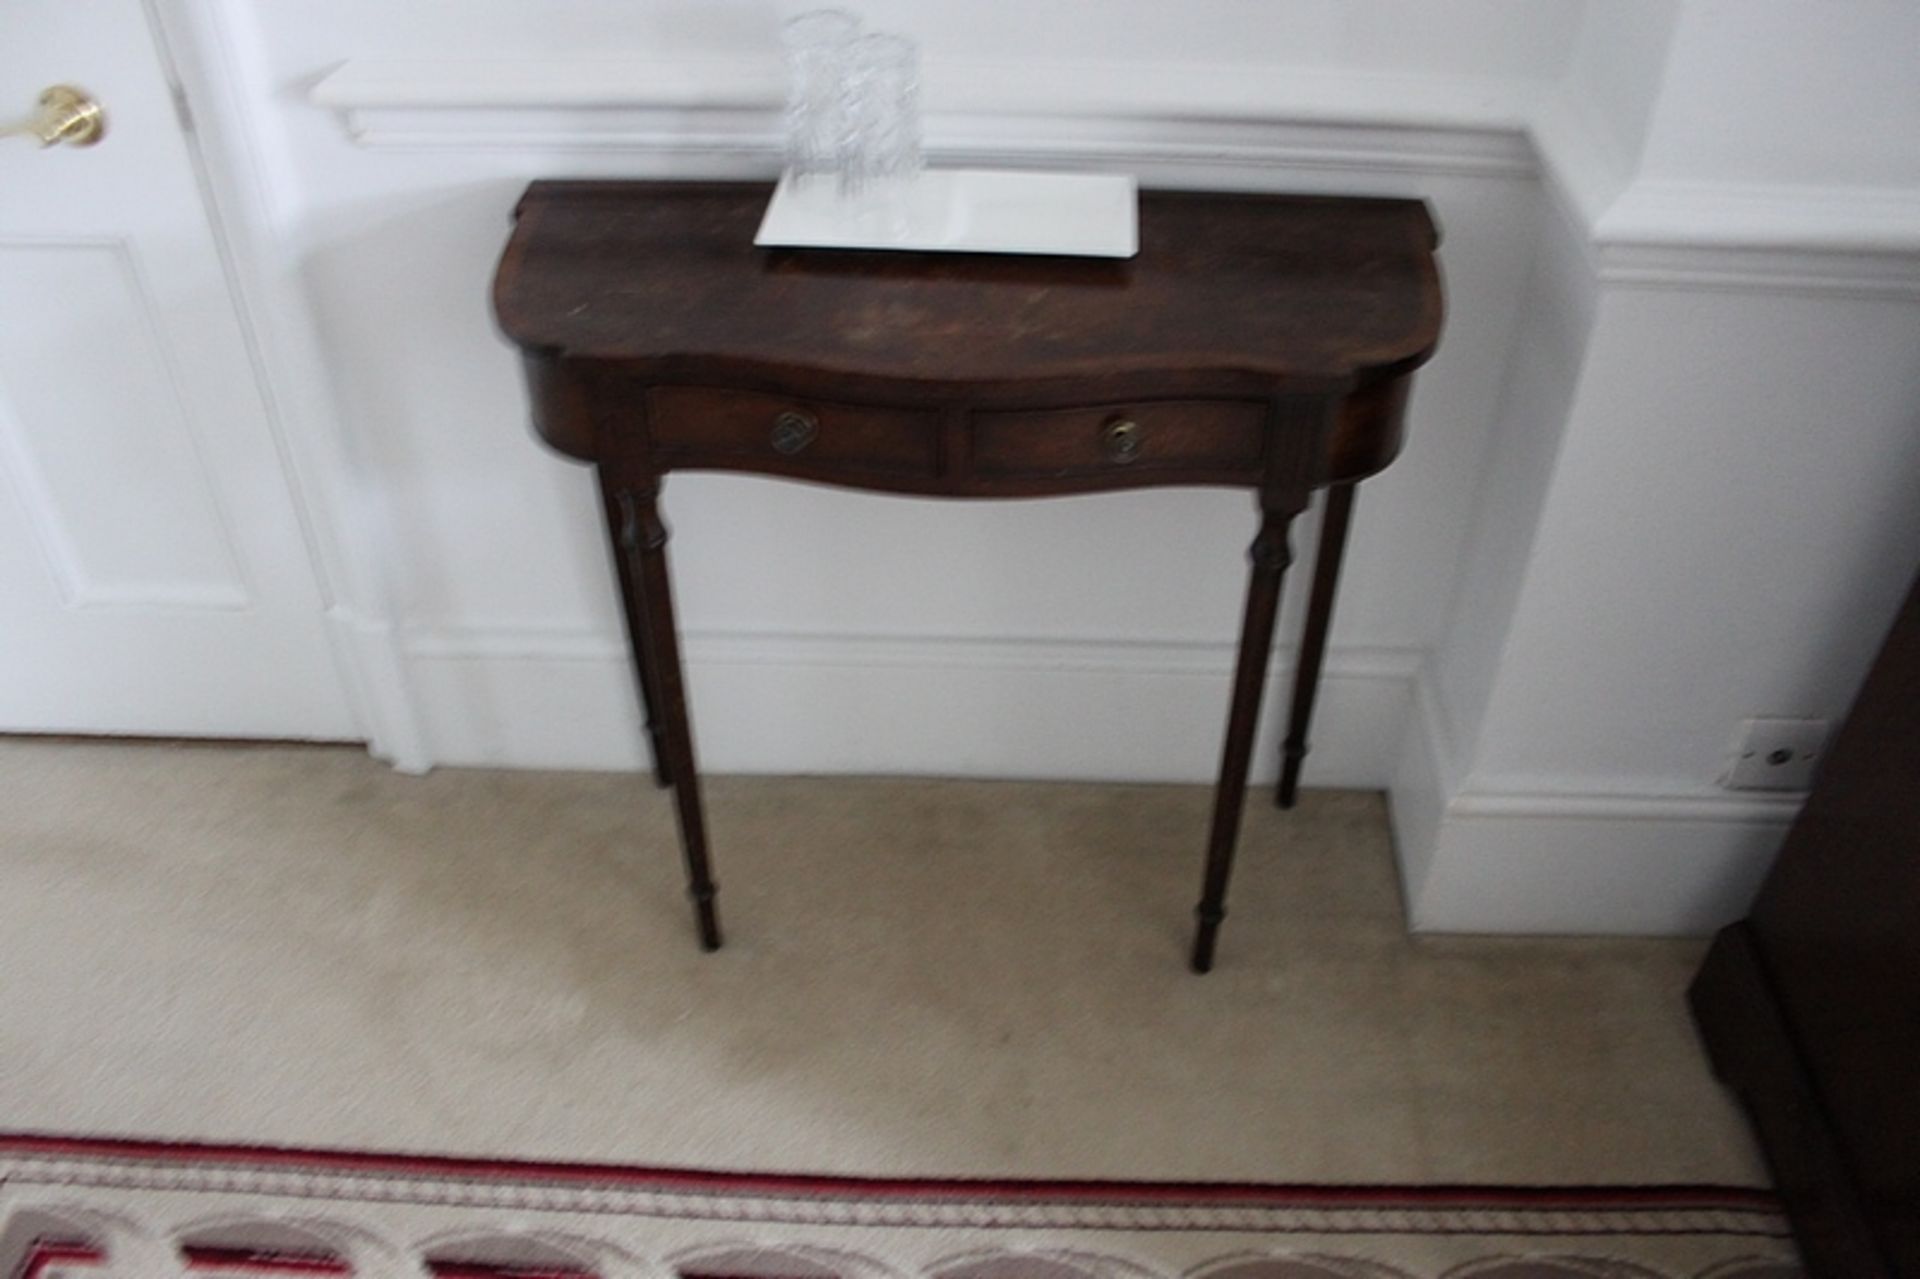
[1469,290,1920,795]
[247,1,1587,76]
[1639,1,1920,190]
[1399,263,1920,936]
[1425,182,1600,794]
[208,0,1564,782]
[1393,4,1920,934]
[1553,0,1677,193]
[166,0,1920,934]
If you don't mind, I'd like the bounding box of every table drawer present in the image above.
[969,400,1266,479]
[646,386,940,479]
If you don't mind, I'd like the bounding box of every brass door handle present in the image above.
[4,85,106,148]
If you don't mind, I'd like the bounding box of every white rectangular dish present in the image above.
[754,169,1138,258]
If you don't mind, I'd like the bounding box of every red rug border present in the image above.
[0,1131,1780,1214]
[179,1246,353,1274]
[14,1241,107,1279]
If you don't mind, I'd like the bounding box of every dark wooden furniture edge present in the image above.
[512,353,1413,485]
[496,180,1442,385]
[1690,924,1895,1278]
[492,181,1443,968]
[495,181,1436,488]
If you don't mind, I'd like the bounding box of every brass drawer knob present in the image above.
[770,409,819,455]
[1101,416,1143,463]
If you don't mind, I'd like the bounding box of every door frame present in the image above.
[139,0,430,770]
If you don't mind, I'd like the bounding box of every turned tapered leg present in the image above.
[1277,483,1356,809]
[604,477,673,788]
[616,483,721,951]
[1192,507,1298,973]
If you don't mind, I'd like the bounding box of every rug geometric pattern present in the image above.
[1,1135,1800,1279]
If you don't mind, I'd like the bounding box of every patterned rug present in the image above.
[1,1134,1801,1279]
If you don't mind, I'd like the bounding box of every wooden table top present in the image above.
[493,181,1442,395]
[489,180,1448,968]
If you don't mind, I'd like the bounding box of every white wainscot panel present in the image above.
[0,240,248,610]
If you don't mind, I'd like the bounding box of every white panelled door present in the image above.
[0,0,355,737]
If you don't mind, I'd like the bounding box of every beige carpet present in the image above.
[0,739,1767,1186]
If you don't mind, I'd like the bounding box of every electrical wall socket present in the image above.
[1723,717,1829,791]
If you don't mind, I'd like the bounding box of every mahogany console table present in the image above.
[494,181,1441,971]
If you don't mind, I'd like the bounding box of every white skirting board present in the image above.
[396,629,1420,787]
[393,630,1794,936]
[1388,673,1799,937]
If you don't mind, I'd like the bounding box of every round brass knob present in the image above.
[5,85,106,149]
[1101,416,1143,463]
[770,409,819,455]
